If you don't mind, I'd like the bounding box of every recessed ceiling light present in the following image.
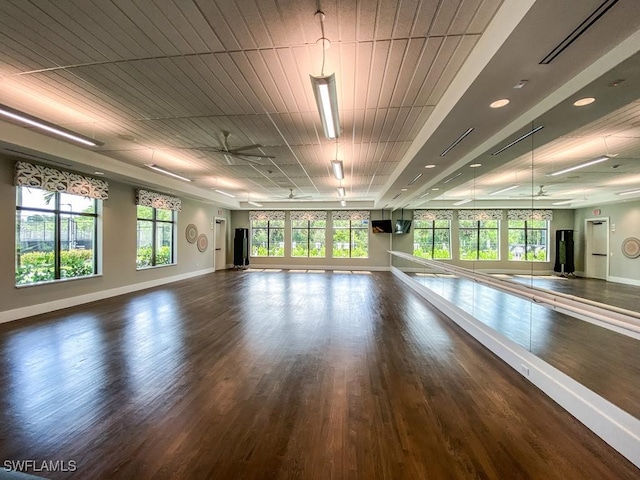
[248,201,263,207]
[469,163,482,168]
[552,200,574,205]
[424,164,436,169]
[490,99,510,108]
[440,128,474,157]
[432,188,439,191]
[408,173,423,185]
[573,97,595,107]
[513,80,528,89]
[443,172,462,184]
[401,188,408,192]
[492,126,544,155]
[93,171,104,175]
[453,198,473,206]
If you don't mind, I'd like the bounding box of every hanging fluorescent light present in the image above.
[248,201,263,207]
[215,189,236,198]
[440,128,474,157]
[490,184,519,196]
[337,187,346,197]
[549,156,608,176]
[310,73,340,139]
[147,164,192,182]
[340,200,346,206]
[408,173,423,185]
[491,126,544,155]
[0,103,103,147]
[331,160,344,180]
[419,191,430,198]
[617,189,640,196]
[552,200,574,205]
[453,198,473,206]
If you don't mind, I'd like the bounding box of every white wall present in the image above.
[574,201,640,285]
[0,155,230,321]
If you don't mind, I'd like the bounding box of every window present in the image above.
[251,219,284,257]
[292,219,326,257]
[459,219,500,260]
[413,219,451,259]
[332,218,369,258]
[136,205,176,268]
[508,220,548,261]
[16,186,98,285]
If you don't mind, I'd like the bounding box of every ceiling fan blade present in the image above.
[229,144,263,152]
[227,149,275,159]
[223,152,263,165]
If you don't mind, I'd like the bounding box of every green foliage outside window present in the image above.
[16,249,94,285]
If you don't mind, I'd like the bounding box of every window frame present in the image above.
[458,219,500,261]
[16,186,98,285]
[413,219,451,259]
[291,219,326,258]
[136,205,177,269]
[508,219,549,262]
[332,219,369,258]
[250,219,285,257]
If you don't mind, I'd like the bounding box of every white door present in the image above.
[214,219,226,271]
[586,219,608,280]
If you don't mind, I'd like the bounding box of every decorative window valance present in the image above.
[508,209,553,221]
[290,211,327,221]
[135,189,181,211]
[458,209,503,221]
[249,210,285,221]
[332,210,370,221]
[15,161,109,200]
[413,209,453,220]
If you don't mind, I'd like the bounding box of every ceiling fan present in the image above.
[194,131,275,165]
[518,185,550,198]
[272,188,312,200]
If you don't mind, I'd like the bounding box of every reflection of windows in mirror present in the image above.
[459,219,499,261]
[292,220,326,258]
[413,220,451,259]
[136,206,176,268]
[332,219,368,258]
[251,219,285,257]
[16,186,98,285]
[508,220,548,262]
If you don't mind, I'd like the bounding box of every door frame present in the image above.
[584,217,609,281]
[213,217,226,271]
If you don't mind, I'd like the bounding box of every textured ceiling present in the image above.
[0,0,639,209]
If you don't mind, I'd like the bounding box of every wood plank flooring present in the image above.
[0,270,637,479]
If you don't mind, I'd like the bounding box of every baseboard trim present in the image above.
[391,266,640,469]
[608,275,640,287]
[0,268,216,324]
[245,264,390,272]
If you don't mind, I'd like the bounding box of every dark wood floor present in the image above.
[0,270,637,479]
[410,273,640,419]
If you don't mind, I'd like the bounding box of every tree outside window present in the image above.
[292,219,326,257]
[413,219,451,259]
[136,205,176,268]
[332,219,368,258]
[251,219,284,257]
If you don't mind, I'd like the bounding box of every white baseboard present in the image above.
[391,266,640,469]
[608,275,640,287]
[0,268,216,324]
[245,263,390,272]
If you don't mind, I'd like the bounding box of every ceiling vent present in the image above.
[540,0,619,64]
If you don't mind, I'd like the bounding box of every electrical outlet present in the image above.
[520,364,530,376]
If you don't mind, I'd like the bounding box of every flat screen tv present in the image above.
[371,219,393,233]
[395,219,412,234]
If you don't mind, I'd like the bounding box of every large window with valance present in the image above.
[291,211,326,257]
[136,189,180,268]
[332,211,369,258]
[413,210,452,259]
[14,161,105,285]
[458,210,502,261]
[507,210,552,262]
[250,211,285,257]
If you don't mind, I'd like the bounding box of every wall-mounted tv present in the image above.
[395,219,412,234]
[371,219,393,233]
